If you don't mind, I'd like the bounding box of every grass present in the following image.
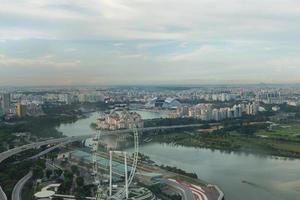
[256,123,300,138]
[173,175,207,186]
[269,142,300,153]
[154,123,300,158]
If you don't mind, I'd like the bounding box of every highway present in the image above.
[159,179,195,200]
[101,123,211,135]
[26,140,80,161]
[0,135,93,163]
[0,186,7,200]
[0,136,92,200]
[0,123,209,164]
[0,123,210,200]
[11,171,33,200]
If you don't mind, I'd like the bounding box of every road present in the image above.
[26,140,79,161]
[0,135,93,163]
[11,171,33,200]
[0,123,211,200]
[101,123,212,135]
[159,179,195,200]
[0,136,92,200]
[0,186,7,200]
[0,123,209,164]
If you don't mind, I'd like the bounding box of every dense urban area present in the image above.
[1,85,300,200]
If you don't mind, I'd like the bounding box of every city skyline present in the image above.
[1,0,300,86]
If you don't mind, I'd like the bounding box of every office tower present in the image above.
[16,103,27,118]
[0,93,11,114]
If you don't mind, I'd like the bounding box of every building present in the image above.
[145,97,181,109]
[0,93,11,114]
[172,103,243,121]
[212,109,220,121]
[245,102,259,115]
[97,111,144,130]
[16,103,27,118]
[272,106,281,112]
[176,106,189,117]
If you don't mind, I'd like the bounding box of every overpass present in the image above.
[0,123,209,200]
[11,171,33,200]
[0,186,7,200]
[101,123,212,135]
[0,123,209,164]
[0,135,93,164]
[0,135,93,200]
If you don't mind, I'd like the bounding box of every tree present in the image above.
[63,171,74,192]
[36,159,46,168]
[54,169,63,177]
[46,169,52,179]
[52,197,63,200]
[75,192,85,200]
[33,166,44,179]
[76,176,84,187]
[71,165,79,175]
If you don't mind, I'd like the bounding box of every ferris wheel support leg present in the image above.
[124,152,128,199]
[109,150,112,197]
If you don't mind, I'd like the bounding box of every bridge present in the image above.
[11,171,33,200]
[101,123,212,135]
[0,123,208,200]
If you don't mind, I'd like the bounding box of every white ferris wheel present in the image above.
[92,110,140,200]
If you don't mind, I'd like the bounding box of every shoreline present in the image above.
[142,140,300,161]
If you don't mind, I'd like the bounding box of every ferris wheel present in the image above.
[92,110,140,200]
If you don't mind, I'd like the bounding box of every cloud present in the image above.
[0,54,80,69]
[113,43,124,47]
[163,45,222,61]
[1,0,299,41]
[119,54,144,59]
[1,0,300,85]
[64,48,78,52]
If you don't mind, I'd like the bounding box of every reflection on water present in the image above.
[127,143,300,200]
[57,110,167,137]
[57,110,300,200]
[72,149,132,173]
[57,110,167,147]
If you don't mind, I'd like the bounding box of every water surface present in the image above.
[128,143,300,200]
[58,111,300,200]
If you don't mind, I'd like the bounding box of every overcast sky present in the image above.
[1,0,300,86]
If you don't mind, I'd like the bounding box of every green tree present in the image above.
[52,197,63,200]
[71,165,79,175]
[46,169,52,179]
[32,166,44,179]
[76,176,84,187]
[63,171,74,193]
[54,169,63,177]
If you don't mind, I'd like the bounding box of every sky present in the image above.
[1,0,300,86]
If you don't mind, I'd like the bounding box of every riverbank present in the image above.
[54,109,300,200]
[148,120,300,159]
[128,143,300,200]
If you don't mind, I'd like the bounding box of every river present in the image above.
[57,110,168,137]
[128,143,300,200]
[57,111,300,200]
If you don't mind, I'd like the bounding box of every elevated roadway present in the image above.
[0,186,7,200]
[0,135,93,163]
[0,123,209,164]
[159,179,195,200]
[11,171,33,200]
[101,123,212,135]
[1,123,211,200]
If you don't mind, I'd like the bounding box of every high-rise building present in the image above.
[16,103,27,118]
[212,109,220,121]
[0,93,11,114]
[0,107,3,117]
